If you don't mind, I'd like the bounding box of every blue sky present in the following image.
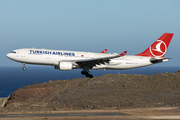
[1,0,180,66]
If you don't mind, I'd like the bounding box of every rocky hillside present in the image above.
[2,72,180,111]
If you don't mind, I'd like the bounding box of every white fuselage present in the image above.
[6,33,173,78]
[6,48,158,70]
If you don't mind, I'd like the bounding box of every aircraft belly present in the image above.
[92,58,152,70]
[15,55,59,65]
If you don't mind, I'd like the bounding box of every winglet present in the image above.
[119,51,127,56]
[101,49,107,53]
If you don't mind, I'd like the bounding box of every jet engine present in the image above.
[59,62,72,71]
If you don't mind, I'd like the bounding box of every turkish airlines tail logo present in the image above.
[152,41,164,53]
[136,33,174,58]
[150,40,167,57]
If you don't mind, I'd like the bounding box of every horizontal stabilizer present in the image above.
[150,58,172,64]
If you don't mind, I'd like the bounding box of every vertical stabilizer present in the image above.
[136,33,174,58]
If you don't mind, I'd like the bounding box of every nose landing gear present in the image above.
[81,70,93,78]
[22,63,26,71]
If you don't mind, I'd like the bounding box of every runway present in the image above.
[0,112,128,118]
[1,107,180,119]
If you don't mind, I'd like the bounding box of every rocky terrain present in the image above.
[1,72,180,112]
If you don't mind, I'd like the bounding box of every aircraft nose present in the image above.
[6,53,11,58]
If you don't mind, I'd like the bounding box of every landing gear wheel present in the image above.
[85,73,93,78]
[22,67,26,71]
[22,63,26,71]
[89,74,93,78]
[81,71,86,75]
[85,74,93,78]
[85,74,89,77]
[81,69,93,78]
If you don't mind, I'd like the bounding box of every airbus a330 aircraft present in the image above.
[6,33,174,78]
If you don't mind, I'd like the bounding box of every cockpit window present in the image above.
[10,51,16,54]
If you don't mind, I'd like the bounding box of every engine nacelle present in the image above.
[59,62,72,71]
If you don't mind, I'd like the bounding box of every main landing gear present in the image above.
[22,63,26,71]
[81,70,93,78]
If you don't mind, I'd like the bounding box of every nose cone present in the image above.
[6,53,10,58]
[6,53,13,59]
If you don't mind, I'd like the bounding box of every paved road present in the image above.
[0,112,129,118]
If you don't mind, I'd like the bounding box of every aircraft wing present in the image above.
[64,51,127,68]
[68,54,119,63]
[62,54,120,67]
[74,55,120,67]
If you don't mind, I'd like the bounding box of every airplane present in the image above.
[6,33,174,78]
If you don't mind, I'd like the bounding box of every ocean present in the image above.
[0,65,180,97]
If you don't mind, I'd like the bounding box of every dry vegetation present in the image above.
[1,72,180,112]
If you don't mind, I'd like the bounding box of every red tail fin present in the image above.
[101,49,107,53]
[136,33,174,58]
